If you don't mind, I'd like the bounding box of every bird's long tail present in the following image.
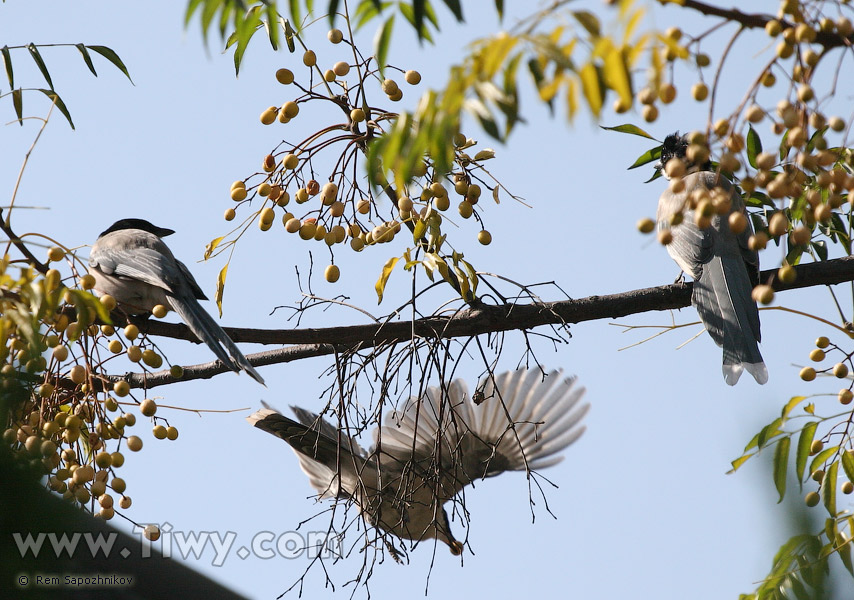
[693,256,767,385]
[168,293,265,385]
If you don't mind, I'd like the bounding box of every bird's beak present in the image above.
[156,227,176,237]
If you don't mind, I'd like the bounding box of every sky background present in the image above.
[3,1,853,598]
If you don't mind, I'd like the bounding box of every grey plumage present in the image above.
[657,134,767,385]
[88,218,264,385]
[247,367,589,554]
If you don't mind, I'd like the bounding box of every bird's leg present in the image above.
[673,270,686,285]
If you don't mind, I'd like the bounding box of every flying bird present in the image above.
[88,218,264,385]
[247,367,589,555]
[656,133,767,385]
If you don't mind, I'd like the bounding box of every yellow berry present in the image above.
[260,106,277,125]
[69,364,86,384]
[405,70,421,85]
[224,208,236,221]
[350,108,366,122]
[126,345,143,362]
[478,230,492,245]
[800,367,817,382]
[79,274,96,290]
[152,425,167,440]
[327,29,343,44]
[143,525,160,541]
[123,324,139,340]
[637,218,655,234]
[231,187,247,201]
[169,365,183,378]
[275,68,294,84]
[283,101,299,119]
[166,426,179,441]
[283,153,299,170]
[691,82,709,101]
[126,436,143,452]
[152,304,168,319]
[333,61,350,76]
[809,349,826,362]
[113,381,130,397]
[142,350,162,369]
[834,363,849,378]
[302,50,317,67]
[325,265,340,283]
[47,246,65,262]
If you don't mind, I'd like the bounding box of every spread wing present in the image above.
[374,367,589,498]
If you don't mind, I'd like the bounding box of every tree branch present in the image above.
[116,255,854,389]
[675,0,853,49]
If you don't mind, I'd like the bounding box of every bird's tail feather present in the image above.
[694,256,767,385]
[168,294,265,385]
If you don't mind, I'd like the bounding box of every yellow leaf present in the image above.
[538,73,564,102]
[215,263,228,317]
[375,256,400,304]
[579,62,602,116]
[204,236,225,260]
[566,77,579,120]
[603,45,632,106]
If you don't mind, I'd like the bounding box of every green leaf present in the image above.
[572,10,601,37]
[374,14,394,71]
[599,123,658,142]
[74,43,98,76]
[796,422,818,484]
[773,436,790,503]
[375,256,400,303]
[811,240,828,261]
[729,452,754,473]
[809,446,838,479]
[821,461,838,515]
[441,0,463,21]
[265,4,280,50]
[841,450,854,486]
[2,45,14,89]
[412,218,426,242]
[839,542,854,577]
[86,45,133,83]
[758,417,783,448]
[289,0,302,32]
[328,0,340,24]
[11,88,22,126]
[27,43,53,89]
[37,89,75,129]
[628,146,662,170]
[746,125,762,169]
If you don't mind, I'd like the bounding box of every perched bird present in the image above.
[656,133,767,385]
[88,218,264,385]
[247,367,589,555]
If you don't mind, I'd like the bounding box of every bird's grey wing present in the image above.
[657,184,713,280]
[375,368,589,496]
[247,408,365,499]
[89,230,188,294]
[175,259,208,301]
[466,368,588,477]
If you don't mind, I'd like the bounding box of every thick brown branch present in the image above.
[676,0,852,49]
[120,256,854,389]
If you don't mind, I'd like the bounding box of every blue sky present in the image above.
[3,1,851,598]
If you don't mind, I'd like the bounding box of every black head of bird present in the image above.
[98,218,175,239]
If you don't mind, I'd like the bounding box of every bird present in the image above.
[656,132,767,385]
[247,367,589,556]
[88,218,264,385]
